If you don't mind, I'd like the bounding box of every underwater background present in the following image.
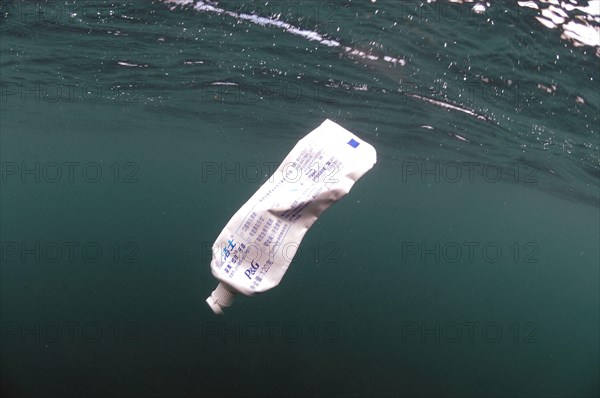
[1,0,598,397]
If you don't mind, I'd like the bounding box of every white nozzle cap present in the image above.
[206,283,235,315]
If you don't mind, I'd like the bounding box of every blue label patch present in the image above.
[348,138,360,148]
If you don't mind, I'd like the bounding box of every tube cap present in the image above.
[206,283,235,315]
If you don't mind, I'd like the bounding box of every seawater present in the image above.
[0,1,598,397]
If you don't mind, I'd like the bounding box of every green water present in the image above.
[1,1,598,397]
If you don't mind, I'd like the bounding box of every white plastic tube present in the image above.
[206,119,377,314]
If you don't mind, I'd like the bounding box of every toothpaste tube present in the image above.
[206,119,377,314]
